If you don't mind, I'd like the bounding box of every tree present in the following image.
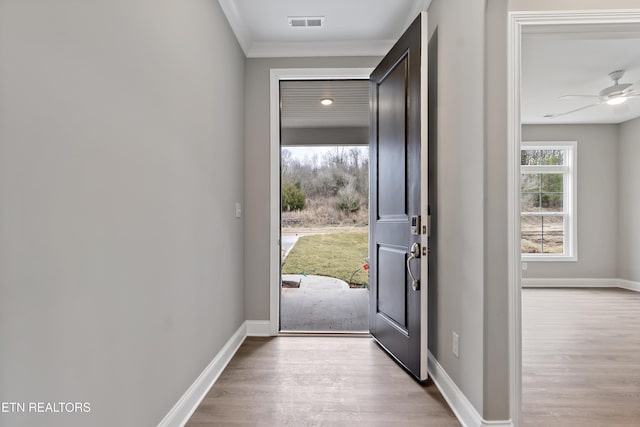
[281,148,292,176]
[349,147,362,169]
[323,147,349,167]
[521,149,564,166]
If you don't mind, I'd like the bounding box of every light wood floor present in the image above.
[522,288,640,426]
[185,288,640,426]
[186,336,459,426]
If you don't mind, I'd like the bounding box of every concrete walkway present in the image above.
[281,234,300,258]
[281,274,369,332]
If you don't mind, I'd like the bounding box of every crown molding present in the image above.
[247,40,393,58]
[218,0,431,58]
[218,0,252,56]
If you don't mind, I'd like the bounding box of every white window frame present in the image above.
[520,141,577,261]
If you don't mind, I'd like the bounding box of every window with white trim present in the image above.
[521,141,577,261]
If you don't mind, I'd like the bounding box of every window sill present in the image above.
[522,255,577,262]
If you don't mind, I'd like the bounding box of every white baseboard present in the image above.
[522,277,640,293]
[618,279,640,292]
[427,351,513,427]
[246,320,272,336]
[482,421,514,426]
[157,322,247,427]
[521,278,618,288]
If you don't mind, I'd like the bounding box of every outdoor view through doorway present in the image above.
[279,79,370,333]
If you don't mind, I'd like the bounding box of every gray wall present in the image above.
[428,0,487,417]
[244,56,380,321]
[521,125,619,279]
[0,1,245,426]
[618,116,640,282]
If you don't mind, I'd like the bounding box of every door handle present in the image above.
[407,242,420,291]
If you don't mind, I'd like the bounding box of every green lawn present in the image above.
[282,232,369,286]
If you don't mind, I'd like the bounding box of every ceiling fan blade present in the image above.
[559,94,599,99]
[544,102,601,118]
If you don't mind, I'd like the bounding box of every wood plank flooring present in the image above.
[185,288,640,426]
[522,288,640,426]
[186,336,459,426]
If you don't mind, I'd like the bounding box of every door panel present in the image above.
[378,245,407,328]
[370,13,426,380]
[378,56,408,220]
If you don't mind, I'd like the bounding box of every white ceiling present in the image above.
[218,3,640,125]
[280,80,369,128]
[218,0,430,57]
[279,80,370,146]
[522,25,640,124]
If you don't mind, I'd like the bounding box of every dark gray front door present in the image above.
[369,13,426,380]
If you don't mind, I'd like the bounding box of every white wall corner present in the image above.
[246,320,272,337]
[427,352,513,427]
[157,322,247,427]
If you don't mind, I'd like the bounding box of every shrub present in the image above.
[282,182,306,211]
[337,187,361,213]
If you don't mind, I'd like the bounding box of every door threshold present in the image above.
[278,331,371,338]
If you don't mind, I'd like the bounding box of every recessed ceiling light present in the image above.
[320,98,333,106]
[606,96,627,105]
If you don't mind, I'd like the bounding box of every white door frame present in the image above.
[507,9,640,427]
[268,68,374,335]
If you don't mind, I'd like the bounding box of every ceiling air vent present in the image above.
[288,16,324,28]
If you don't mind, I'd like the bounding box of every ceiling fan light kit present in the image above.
[606,96,627,106]
[546,69,640,118]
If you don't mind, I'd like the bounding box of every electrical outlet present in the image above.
[452,331,459,358]
[235,202,242,218]
[522,262,527,271]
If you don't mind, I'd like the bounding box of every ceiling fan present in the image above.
[544,70,640,118]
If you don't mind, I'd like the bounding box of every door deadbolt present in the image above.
[411,215,421,235]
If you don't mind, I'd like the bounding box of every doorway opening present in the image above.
[268,68,373,336]
[279,79,370,333]
[508,10,640,426]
